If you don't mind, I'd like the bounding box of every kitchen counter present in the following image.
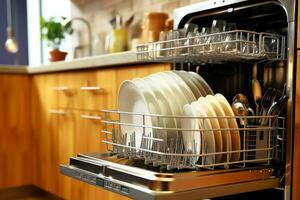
[0,51,144,74]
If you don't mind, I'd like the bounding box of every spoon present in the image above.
[265,95,289,126]
[232,101,247,126]
[232,93,255,124]
[252,79,262,118]
[233,93,250,108]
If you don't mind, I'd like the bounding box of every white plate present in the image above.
[182,104,202,164]
[153,72,190,107]
[185,71,207,96]
[198,97,223,164]
[163,71,196,103]
[173,70,203,98]
[147,74,183,139]
[206,95,232,163]
[149,73,185,113]
[132,78,165,148]
[191,101,216,166]
[215,93,241,162]
[118,80,153,150]
[189,71,214,95]
[143,76,178,145]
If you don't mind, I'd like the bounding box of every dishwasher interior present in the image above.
[60,1,294,199]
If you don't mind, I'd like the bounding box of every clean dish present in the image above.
[191,101,216,166]
[147,74,183,137]
[132,78,165,148]
[118,80,153,150]
[189,71,214,95]
[182,104,202,165]
[153,72,190,107]
[143,76,179,146]
[185,71,207,96]
[215,93,241,162]
[198,97,223,164]
[206,95,232,163]
[173,70,203,98]
[163,71,196,102]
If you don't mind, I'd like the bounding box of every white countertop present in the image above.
[0,51,144,74]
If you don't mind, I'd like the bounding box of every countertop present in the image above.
[0,51,144,74]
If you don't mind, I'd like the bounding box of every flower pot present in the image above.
[49,50,67,62]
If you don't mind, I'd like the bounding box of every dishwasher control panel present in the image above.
[60,165,131,197]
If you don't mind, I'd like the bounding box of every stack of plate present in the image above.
[118,70,213,152]
[182,93,241,166]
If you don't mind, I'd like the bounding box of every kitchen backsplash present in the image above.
[70,0,205,57]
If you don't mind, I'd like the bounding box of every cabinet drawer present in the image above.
[53,64,170,111]
[55,69,116,110]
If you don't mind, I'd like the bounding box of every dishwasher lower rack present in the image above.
[101,110,285,171]
[59,110,285,199]
[60,152,280,200]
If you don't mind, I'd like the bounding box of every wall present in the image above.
[0,0,28,65]
[70,0,205,56]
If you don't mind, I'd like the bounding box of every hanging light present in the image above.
[4,0,18,53]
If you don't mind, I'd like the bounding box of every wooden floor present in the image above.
[0,185,62,200]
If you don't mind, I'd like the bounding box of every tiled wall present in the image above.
[70,0,206,56]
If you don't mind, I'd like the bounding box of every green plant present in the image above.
[40,16,73,50]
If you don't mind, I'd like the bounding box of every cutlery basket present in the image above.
[101,109,285,171]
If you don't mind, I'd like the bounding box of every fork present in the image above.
[260,88,277,125]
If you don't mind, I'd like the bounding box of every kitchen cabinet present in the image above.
[29,63,170,200]
[31,74,60,194]
[0,75,32,188]
[292,51,300,200]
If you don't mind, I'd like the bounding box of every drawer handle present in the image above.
[49,109,66,115]
[80,114,101,120]
[52,86,69,91]
[79,86,102,91]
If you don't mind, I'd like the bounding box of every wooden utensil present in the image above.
[252,79,262,118]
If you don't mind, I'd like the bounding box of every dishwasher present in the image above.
[60,0,296,199]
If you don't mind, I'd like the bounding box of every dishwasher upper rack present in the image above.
[101,109,285,171]
[136,30,286,64]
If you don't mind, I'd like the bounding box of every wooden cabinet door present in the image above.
[31,74,59,194]
[56,69,108,111]
[292,51,300,200]
[0,75,32,188]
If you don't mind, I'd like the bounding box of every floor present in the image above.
[0,185,63,200]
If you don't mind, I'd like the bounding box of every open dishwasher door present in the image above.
[60,153,279,200]
[61,0,296,199]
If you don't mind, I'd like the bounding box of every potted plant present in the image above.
[40,16,73,62]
